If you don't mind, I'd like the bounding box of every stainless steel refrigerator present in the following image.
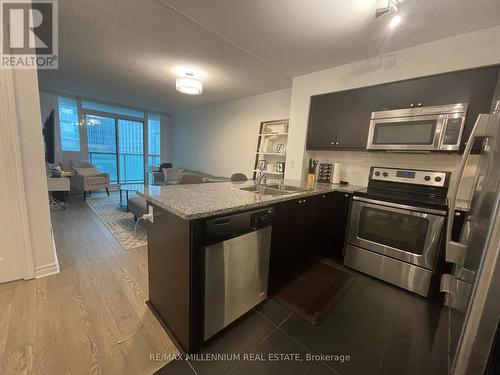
[434,100,500,375]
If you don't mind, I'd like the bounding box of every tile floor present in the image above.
[155,262,447,375]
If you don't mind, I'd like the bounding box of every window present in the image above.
[58,97,80,151]
[81,100,144,119]
[147,113,161,166]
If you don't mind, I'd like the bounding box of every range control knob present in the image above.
[435,176,442,182]
[374,171,380,176]
[424,175,431,181]
[382,172,388,177]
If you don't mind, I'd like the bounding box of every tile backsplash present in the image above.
[307,151,478,202]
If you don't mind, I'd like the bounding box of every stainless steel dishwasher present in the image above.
[203,207,273,340]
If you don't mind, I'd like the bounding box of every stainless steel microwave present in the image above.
[366,103,468,151]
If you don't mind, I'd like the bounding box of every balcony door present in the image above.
[85,114,144,184]
[86,114,118,183]
[118,119,144,183]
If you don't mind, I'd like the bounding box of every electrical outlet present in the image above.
[148,205,154,223]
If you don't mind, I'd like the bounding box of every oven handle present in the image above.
[445,114,489,265]
[352,196,446,216]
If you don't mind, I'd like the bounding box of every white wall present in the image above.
[3,69,59,278]
[168,88,291,178]
[286,25,500,181]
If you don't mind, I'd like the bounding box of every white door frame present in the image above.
[0,68,35,280]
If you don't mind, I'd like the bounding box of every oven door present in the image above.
[347,197,445,269]
[367,114,446,151]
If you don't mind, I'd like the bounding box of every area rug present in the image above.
[86,197,147,250]
[272,261,355,325]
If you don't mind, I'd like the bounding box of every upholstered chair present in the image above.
[68,161,110,200]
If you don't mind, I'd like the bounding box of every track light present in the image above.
[375,0,399,18]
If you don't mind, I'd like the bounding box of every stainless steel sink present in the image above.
[278,185,309,192]
[260,184,309,193]
[238,184,309,196]
[239,186,290,196]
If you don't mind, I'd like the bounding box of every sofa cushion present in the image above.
[85,176,107,186]
[75,167,101,177]
[162,167,184,182]
[71,160,95,169]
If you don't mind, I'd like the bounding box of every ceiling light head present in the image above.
[176,73,203,95]
[375,0,399,18]
[389,15,401,28]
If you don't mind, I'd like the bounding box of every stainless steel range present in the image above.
[344,166,451,297]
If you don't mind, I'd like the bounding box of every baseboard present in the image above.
[34,261,60,278]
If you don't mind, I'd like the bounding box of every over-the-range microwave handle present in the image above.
[445,114,489,265]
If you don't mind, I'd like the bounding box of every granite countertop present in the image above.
[136,180,366,220]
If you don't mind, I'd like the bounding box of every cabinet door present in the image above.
[269,198,305,292]
[368,79,421,111]
[335,89,371,149]
[307,93,341,149]
[417,70,473,107]
[462,66,500,150]
[335,80,420,149]
[317,192,351,258]
[269,197,320,293]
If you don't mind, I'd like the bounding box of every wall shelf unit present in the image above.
[253,119,289,181]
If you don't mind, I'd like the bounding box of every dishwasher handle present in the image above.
[205,207,273,244]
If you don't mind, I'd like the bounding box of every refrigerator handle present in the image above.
[445,114,487,264]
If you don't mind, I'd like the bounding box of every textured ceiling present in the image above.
[38,0,500,114]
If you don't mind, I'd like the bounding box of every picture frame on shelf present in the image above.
[275,143,285,153]
[276,162,285,173]
[257,159,267,170]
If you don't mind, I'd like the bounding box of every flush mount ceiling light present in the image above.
[176,73,203,95]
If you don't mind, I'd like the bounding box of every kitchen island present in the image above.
[137,180,365,353]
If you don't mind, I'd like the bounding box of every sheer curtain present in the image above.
[39,90,61,163]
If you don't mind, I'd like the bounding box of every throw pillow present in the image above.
[75,167,101,177]
[162,167,184,182]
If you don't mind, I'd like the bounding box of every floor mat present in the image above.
[273,261,355,325]
[86,197,147,250]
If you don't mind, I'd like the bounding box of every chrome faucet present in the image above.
[256,170,268,185]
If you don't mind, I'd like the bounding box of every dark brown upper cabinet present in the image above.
[306,65,500,151]
[307,92,341,148]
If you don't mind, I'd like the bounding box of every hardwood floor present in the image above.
[0,193,179,375]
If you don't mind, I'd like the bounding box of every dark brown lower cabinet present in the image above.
[269,192,352,293]
[269,196,318,293]
[317,192,352,259]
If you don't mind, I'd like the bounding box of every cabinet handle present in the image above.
[345,194,349,198]
[417,103,423,107]
[455,212,461,216]
[336,141,339,145]
[331,141,335,145]
[410,103,415,108]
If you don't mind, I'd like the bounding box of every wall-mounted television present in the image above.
[43,110,55,163]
